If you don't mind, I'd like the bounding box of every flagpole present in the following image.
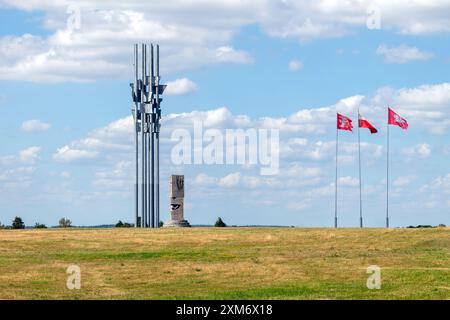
[386,114,390,228]
[358,111,363,228]
[335,123,338,228]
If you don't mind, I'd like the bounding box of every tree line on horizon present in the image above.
[0,217,72,229]
[0,216,230,229]
[2,216,442,229]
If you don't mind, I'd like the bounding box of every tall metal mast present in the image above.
[131,44,139,228]
[130,43,166,228]
[155,44,161,228]
[149,44,155,228]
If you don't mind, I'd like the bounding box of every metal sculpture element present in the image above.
[130,44,166,228]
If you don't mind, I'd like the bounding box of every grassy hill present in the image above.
[0,227,448,299]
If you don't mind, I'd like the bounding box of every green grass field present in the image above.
[0,227,448,299]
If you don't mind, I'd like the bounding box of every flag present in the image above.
[388,107,408,129]
[359,115,378,134]
[337,113,353,131]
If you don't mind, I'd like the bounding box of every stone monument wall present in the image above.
[164,175,191,227]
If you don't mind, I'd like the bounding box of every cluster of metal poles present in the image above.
[130,43,166,228]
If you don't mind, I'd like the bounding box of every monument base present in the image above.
[163,219,191,228]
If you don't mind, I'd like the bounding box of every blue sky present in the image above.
[0,1,449,227]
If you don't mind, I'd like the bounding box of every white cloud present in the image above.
[47,81,450,219]
[51,82,450,177]
[288,59,303,72]
[259,1,450,41]
[418,173,450,210]
[52,115,133,163]
[376,44,433,64]
[281,163,321,178]
[165,78,198,96]
[393,175,415,187]
[402,143,432,158]
[21,119,51,132]
[372,83,450,134]
[193,173,217,187]
[420,174,450,192]
[1,1,450,82]
[338,176,359,187]
[60,171,71,179]
[1,146,41,165]
[284,139,383,163]
[92,161,132,190]
[218,172,241,188]
[215,46,253,64]
[18,146,41,164]
[286,199,310,211]
[0,5,254,82]
[53,145,98,163]
[192,164,320,190]
[0,166,36,191]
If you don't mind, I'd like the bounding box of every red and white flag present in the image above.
[337,113,353,131]
[359,115,378,134]
[388,107,408,130]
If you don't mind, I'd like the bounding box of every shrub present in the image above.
[407,225,434,229]
[214,217,227,227]
[159,221,164,228]
[12,217,25,229]
[34,223,47,229]
[58,218,72,228]
[116,221,133,228]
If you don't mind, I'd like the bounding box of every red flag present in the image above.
[337,113,353,131]
[388,107,408,130]
[359,115,378,134]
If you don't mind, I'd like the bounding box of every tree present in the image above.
[12,217,25,229]
[0,221,5,229]
[58,218,72,228]
[115,220,124,228]
[34,223,47,229]
[214,217,227,227]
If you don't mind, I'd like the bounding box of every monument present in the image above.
[164,175,191,227]
[130,43,166,228]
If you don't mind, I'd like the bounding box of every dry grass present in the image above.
[0,227,448,299]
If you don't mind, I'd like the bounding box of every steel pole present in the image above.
[155,44,160,228]
[150,120,154,228]
[135,113,139,228]
[147,121,151,227]
[155,129,160,228]
[386,120,390,228]
[149,44,155,228]
[141,107,145,228]
[334,123,338,228]
[358,112,363,228]
[142,44,147,228]
[133,44,139,228]
[144,44,150,228]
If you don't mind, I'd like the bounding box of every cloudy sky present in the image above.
[1,0,449,227]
